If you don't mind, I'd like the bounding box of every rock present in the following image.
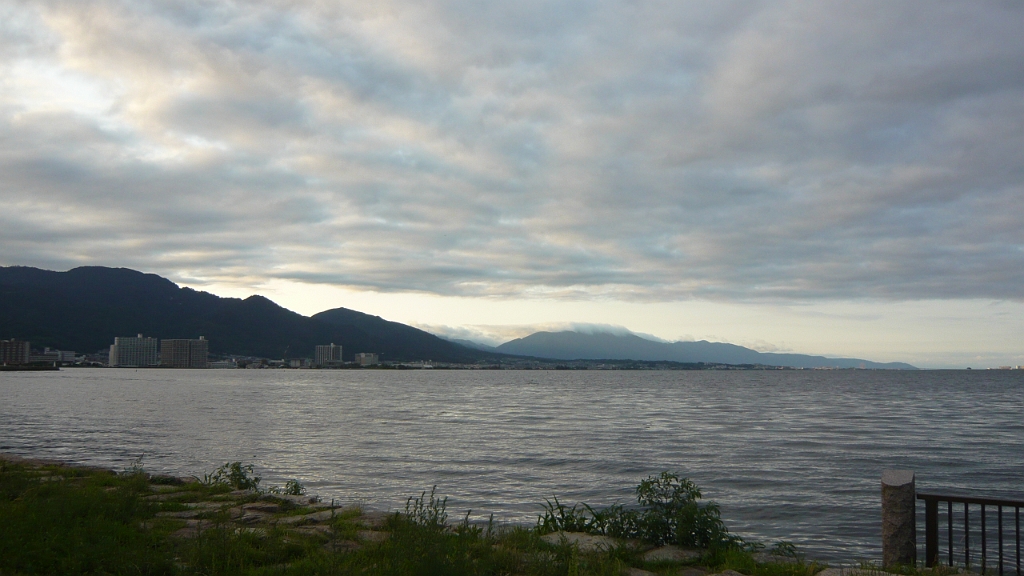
[143,492,186,501]
[184,502,223,511]
[243,502,282,513]
[291,524,333,536]
[168,519,210,539]
[623,568,658,576]
[267,493,322,506]
[359,511,391,528]
[714,570,748,576]
[240,512,274,525]
[323,540,362,553]
[642,545,704,562]
[149,484,181,492]
[357,530,388,543]
[753,552,800,564]
[539,531,621,552]
[147,475,186,485]
[277,509,338,525]
[228,505,274,524]
[156,510,203,519]
[679,568,710,576]
[814,568,901,576]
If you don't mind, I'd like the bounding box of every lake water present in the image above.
[1,368,1021,562]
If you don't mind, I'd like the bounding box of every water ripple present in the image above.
[1,369,1021,562]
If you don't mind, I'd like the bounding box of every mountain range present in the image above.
[0,266,492,362]
[493,331,917,369]
[0,265,915,368]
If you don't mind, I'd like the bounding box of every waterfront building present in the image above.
[1,339,30,365]
[353,352,379,366]
[159,337,209,368]
[28,348,76,364]
[108,334,159,367]
[314,343,343,367]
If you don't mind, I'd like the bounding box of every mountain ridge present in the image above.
[495,331,917,369]
[0,265,494,362]
[0,265,917,368]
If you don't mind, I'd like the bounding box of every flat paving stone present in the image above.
[753,552,800,564]
[237,512,273,525]
[268,494,323,506]
[156,510,203,519]
[814,569,901,576]
[168,519,211,539]
[358,511,390,528]
[184,502,224,510]
[711,570,748,576]
[149,484,182,492]
[642,545,703,562]
[623,568,658,576]
[540,531,620,552]
[277,509,339,525]
[291,525,333,536]
[143,492,187,501]
[357,530,388,543]
[242,502,282,513]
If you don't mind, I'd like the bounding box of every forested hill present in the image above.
[496,331,917,369]
[0,266,492,362]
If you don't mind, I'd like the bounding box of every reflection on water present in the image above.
[1,368,1021,562]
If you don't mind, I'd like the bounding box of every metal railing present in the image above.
[918,492,1023,575]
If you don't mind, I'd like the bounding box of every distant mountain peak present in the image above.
[496,329,915,369]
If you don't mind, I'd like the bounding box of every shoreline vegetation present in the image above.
[0,454,955,576]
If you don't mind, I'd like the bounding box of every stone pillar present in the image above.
[882,470,916,567]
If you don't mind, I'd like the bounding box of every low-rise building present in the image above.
[109,334,159,367]
[353,352,379,366]
[28,348,76,364]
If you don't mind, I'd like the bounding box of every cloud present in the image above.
[416,321,671,346]
[2,0,1023,303]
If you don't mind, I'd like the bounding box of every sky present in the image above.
[2,1,1023,369]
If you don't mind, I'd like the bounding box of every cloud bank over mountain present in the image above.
[2,1,1023,304]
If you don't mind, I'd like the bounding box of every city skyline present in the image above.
[2,2,1023,368]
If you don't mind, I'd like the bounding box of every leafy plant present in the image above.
[284,479,306,495]
[405,485,449,530]
[538,471,744,550]
[202,462,261,491]
[537,496,596,533]
[121,453,146,477]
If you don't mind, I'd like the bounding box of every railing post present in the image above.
[924,496,939,567]
[883,470,917,567]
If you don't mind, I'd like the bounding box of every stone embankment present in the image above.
[141,482,391,548]
[1,453,390,551]
[3,453,940,576]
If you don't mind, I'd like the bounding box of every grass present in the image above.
[0,459,840,576]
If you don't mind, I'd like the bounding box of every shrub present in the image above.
[538,471,744,549]
[201,461,261,491]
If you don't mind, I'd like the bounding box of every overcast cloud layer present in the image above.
[3,1,1023,304]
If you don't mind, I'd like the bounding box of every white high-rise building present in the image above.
[314,343,343,367]
[108,334,159,367]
